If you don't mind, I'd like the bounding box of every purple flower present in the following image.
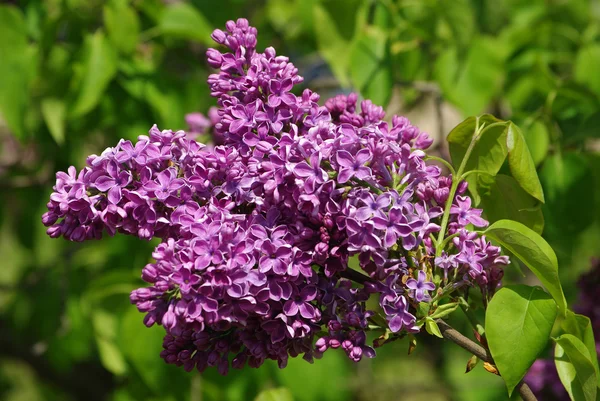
[381,294,417,333]
[336,149,372,184]
[143,168,184,202]
[406,270,436,302]
[293,152,328,192]
[355,193,390,221]
[456,241,485,274]
[268,78,296,107]
[346,218,381,251]
[94,160,131,204]
[450,196,488,227]
[259,240,293,275]
[283,286,319,319]
[373,207,419,248]
[171,268,201,293]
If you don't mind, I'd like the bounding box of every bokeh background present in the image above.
[1,0,600,400]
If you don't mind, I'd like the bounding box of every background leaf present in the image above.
[255,388,294,401]
[70,31,118,118]
[104,0,140,54]
[41,98,66,145]
[485,285,558,395]
[159,3,212,44]
[0,5,34,139]
[349,26,392,106]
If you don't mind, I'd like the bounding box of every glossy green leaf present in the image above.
[562,311,600,385]
[313,4,350,87]
[484,220,566,313]
[479,174,544,234]
[554,334,598,401]
[158,3,212,44]
[255,388,294,401]
[41,98,66,145]
[507,123,545,203]
[349,26,392,106]
[0,5,33,139]
[70,31,118,118]
[486,285,558,395]
[104,0,140,54]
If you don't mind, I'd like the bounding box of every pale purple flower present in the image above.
[406,270,436,302]
[451,196,488,227]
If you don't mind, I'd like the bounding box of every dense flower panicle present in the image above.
[43,18,509,373]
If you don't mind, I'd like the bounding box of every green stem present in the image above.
[435,118,485,257]
[425,155,456,176]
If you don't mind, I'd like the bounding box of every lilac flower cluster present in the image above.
[43,19,509,373]
[526,258,600,400]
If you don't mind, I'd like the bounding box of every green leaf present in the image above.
[522,120,550,167]
[574,44,600,97]
[484,220,566,314]
[313,4,351,87]
[507,123,545,203]
[434,37,509,116]
[447,114,503,170]
[93,310,127,376]
[485,285,558,395]
[255,388,294,401]
[447,115,507,203]
[425,317,443,338]
[70,31,118,118]
[103,0,140,54]
[0,5,34,139]
[555,334,598,401]
[158,3,212,44]
[96,337,128,376]
[349,26,392,106]
[479,174,544,234]
[430,302,459,319]
[41,98,66,145]
[562,311,600,385]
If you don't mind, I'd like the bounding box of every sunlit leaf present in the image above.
[486,285,557,395]
[484,220,566,313]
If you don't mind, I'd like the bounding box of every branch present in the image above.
[436,320,537,401]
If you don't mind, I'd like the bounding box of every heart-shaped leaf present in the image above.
[486,285,557,395]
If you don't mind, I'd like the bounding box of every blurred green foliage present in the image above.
[0,0,599,400]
